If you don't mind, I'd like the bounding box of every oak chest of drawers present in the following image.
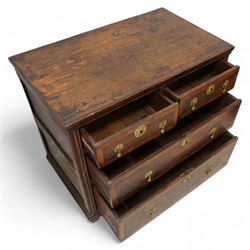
[9,8,241,241]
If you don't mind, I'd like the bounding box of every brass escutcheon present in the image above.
[181,136,191,147]
[159,120,167,134]
[210,127,217,139]
[206,166,214,175]
[134,125,147,138]
[145,170,153,183]
[148,208,156,216]
[190,97,198,111]
[114,143,124,158]
[182,175,191,184]
[223,80,229,93]
[206,84,216,95]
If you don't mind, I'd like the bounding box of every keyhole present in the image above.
[181,136,191,147]
[134,125,147,138]
[206,84,215,95]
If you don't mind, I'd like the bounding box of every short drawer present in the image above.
[94,131,238,241]
[81,92,178,168]
[164,60,239,119]
[88,94,241,207]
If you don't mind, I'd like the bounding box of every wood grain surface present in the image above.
[9,8,234,129]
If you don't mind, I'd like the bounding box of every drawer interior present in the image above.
[100,94,238,179]
[167,60,233,95]
[112,132,235,217]
[83,92,173,143]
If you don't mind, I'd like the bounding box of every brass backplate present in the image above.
[181,136,191,147]
[134,125,147,138]
[206,84,215,95]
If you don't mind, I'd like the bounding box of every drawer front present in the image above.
[165,60,239,119]
[88,95,241,207]
[98,103,178,167]
[179,66,239,118]
[81,92,179,168]
[94,132,238,241]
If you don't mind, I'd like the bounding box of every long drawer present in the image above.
[94,131,238,241]
[87,94,241,208]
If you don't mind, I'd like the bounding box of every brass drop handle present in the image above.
[190,97,198,111]
[159,120,167,134]
[210,127,217,139]
[206,84,215,95]
[145,170,153,183]
[223,80,229,93]
[206,166,214,175]
[114,143,124,158]
[148,208,156,216]
[182,175,191,183]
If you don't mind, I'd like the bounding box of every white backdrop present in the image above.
[1,0,250,249]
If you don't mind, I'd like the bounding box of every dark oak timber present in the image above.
[94,132,238,241]
[9,8,234,129]
[87,94,241,208]
[9,8,240,241]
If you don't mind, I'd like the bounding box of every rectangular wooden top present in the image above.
[9,8,234,129]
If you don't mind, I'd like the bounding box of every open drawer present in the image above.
[94,131,238,241]
[164,60,239,119]
[87,94,241,208]
[80,92,179,168]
